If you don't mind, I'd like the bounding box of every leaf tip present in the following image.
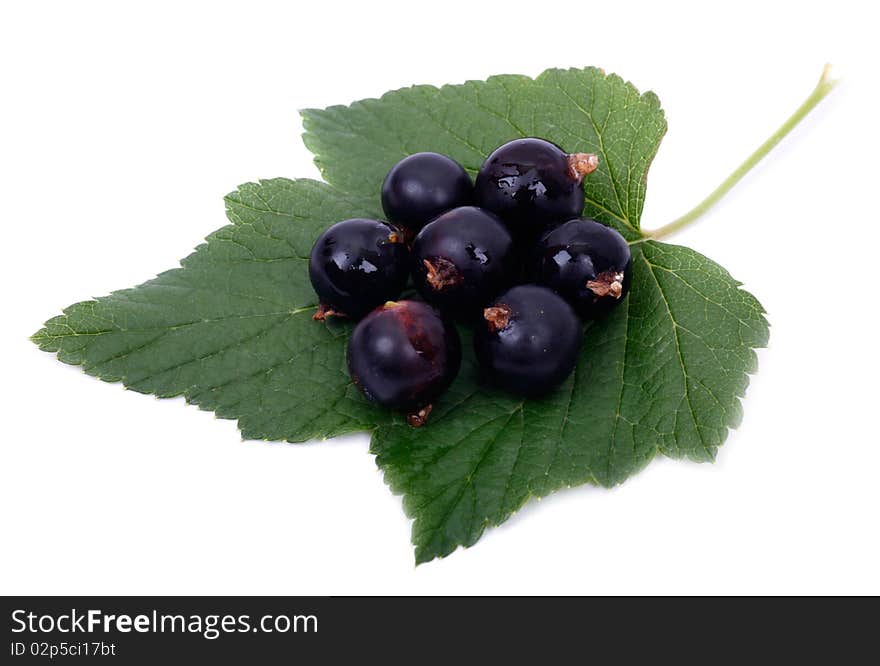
[30,327,49,347]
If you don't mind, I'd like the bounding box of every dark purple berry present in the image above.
[474,137,598,239]
[532,218,632,319]
[347,301,461,426]
[474,285,581,397]
[309,218,408,320]
[410,206,515,318]
[381,152,473,235]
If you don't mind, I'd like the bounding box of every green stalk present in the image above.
[646,65,838,240]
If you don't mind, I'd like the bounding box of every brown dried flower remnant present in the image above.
[567,152,600,182]
[586,271,625,299]
[483,304,512,333]
[407,404,433,428]
[423,257,463,291]
[313,303,344,321]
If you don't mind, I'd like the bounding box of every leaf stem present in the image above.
[646,65,838,240]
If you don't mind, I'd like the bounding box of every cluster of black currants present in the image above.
[309,138,633,426]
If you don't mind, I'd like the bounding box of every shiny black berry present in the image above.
[381,152,473,235]
[309,218,408,320]
[532,218,632,319]
[474,138,598,239]
[410,206,515,318]
[347,301,461,426]
[474,285,581,397]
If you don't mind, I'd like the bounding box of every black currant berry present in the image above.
[410,206,515,318]
[381,152,473,235]
[347,301,461,426]
[474,285,581,397]
[474,138,598,239]
[532,218,632,319]
[309,218,408,320]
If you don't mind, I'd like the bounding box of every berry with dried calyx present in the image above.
[474,285,581,397]
[308,218,408,321]
[410,206,515,318]
[474,137,598,238]
[532,218,632,319]
[347,300,461,426]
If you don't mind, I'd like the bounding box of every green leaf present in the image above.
[302,66,666,236]
[34,66,769,563]
[33,179,388,442]
[371,242,768,563]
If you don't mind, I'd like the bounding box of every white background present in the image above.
[2,1,878,595]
